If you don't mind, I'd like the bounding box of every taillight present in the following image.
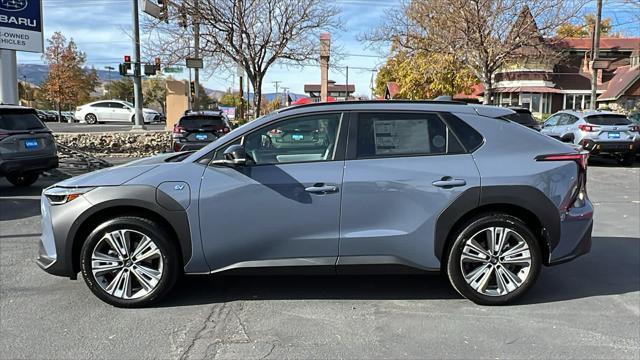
[222,127,230,133]
[536,152,589,170]
[578,124,599,132]
[536,151,589,212]
[75,107,81,112]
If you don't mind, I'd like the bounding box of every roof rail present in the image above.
[278,99,468,113]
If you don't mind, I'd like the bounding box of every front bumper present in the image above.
[580,139,637,155]
[0,155,58,176]
[36,193,94,279]
[548,199,594,265]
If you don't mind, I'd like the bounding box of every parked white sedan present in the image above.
[74,100,162,124]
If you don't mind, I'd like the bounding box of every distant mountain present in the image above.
[18,64,123,85]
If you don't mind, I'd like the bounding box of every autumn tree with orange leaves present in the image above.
[41,32,98,122]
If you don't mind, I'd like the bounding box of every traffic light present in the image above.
[190,81,196,98]
[154,57,161,73]
[119,55,132,76]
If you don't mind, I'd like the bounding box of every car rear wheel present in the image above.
[80,216,180,307]
[446,213,541,305]
[6,172,39,187]
[85,113,97,125]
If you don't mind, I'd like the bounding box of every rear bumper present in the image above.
[0,155,58,176]
[548,200,594,265]
[581,139,637,154]
[173,141,211,151]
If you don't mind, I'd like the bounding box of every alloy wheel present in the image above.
[459,227,532,297]
[91,229,163,299]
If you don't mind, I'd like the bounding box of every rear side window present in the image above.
[504,111,537,126]
[585,114,630,126]
[356,112,464,158]
[0,110,46,130]
[91,102,110,108]
[440,113,484,152]
[179,116,225,128]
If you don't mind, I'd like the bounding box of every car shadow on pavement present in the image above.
[160,236,639,307]
[0,198,42,221]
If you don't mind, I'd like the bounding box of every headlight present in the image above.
[43,187,95,205]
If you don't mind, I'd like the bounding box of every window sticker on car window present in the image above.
[372,119,430,155]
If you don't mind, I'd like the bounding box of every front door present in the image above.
[199,112,347,272]
[338,111,481,270]
[110,102,131,122]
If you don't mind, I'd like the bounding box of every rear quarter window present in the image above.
[585,115,630,126]
[441,113,484,152]
[0,110,46,131]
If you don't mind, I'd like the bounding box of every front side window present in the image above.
[243,113,342,165]
[356,113,463,158]
[545,115,560,126]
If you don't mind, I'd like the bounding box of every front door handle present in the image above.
[305,183,339,194]
[432,177,467,188]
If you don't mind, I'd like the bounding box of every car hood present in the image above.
[53,153,178,187]
[143,108,159,114]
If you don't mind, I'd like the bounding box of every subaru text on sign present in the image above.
[0,0,43,53]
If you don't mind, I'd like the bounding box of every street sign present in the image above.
[141,0,162,20]
[163,66,183,73]
[0,0,44,53]
[186,58,203,69]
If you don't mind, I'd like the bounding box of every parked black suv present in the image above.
[0,105,58,187]
[172,110,232,151]
[506,107,542,131]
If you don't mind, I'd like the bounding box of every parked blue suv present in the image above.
[37,101,593,307]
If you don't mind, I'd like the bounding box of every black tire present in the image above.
[619,152,635,167]
[6,172,39,187]
[80,216,180,308]
[446,213,542,305]
[85,113,97,124]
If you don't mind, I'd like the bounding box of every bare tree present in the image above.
[144,0,340,116]
[365,0,587,104]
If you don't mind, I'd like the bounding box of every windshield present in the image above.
[122,101,134,108]
[585,114,630,126]
[0,110,46,131]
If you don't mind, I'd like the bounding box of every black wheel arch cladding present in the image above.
[67,185,192,275]
[434,185,560,264]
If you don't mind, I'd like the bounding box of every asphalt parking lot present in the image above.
[46,122,167,133]
[1,159,638,359]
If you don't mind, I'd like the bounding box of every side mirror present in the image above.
[222,144,248,166]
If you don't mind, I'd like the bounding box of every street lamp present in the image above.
[104,66,115,98]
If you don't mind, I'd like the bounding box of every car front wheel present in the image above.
[80,216,180,307]
[6,172,39,187]
[446,213,541,305]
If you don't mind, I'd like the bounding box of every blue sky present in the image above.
[16,0,640,96]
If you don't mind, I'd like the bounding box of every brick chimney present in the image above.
[320,33,331,102]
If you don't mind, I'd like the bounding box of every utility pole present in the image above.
[345,66,349,101]
[193,0,201,110]
[590,0,603,110]
[104,66,114,98]
[131,0,145,129]
[282,87,289,106]
[0,50,18,105]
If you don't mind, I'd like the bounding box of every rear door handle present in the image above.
[432,178,467,188]
[305,183,339,194]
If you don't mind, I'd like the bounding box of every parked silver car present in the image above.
[541,110,639,165]
[37,101,593,307]
[0,105,58,186]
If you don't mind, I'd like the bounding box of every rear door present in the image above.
[338,111,481,270]
[91,102,112,121]
[0,109,56,160]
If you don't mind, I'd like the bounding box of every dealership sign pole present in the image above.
[0,0,44,105]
